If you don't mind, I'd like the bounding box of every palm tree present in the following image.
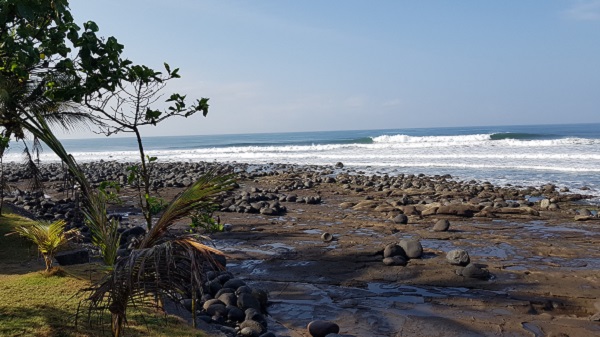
[9,219,77,272]
[81,171,234,337]
[0,74,98,191]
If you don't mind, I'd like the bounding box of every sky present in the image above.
[64,0,600,138]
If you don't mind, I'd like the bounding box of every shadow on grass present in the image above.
[0,301,86,337]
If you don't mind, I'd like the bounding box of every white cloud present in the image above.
[564,0,600,21]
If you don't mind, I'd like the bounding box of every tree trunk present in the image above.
[111,313,124,337]
[134,128,152,230]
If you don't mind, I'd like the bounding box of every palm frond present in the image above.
[81,237,225,332]
[140,171,234,248]
[82,191,122,266]
[22,141,44,192]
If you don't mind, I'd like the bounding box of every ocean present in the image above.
[4,123,600,201]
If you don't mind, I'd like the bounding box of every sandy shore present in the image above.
[3,161,600,336]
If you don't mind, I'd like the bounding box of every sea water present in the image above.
[5,123,600,201]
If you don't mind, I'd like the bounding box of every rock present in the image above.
[121,225,146,238]
[392,214,408,224]
[238,293,261,311]
[202,298,224,310]
[433,219,450,232]
[436,204,482,217]
[217,292,237,307]
[446,249,470,266]
[421,206,439,216]
[206,303,227,317]
[383,243,407,259]
[251,288,269,310]
[240,327,259,337]
[399,239,422,259]
[383,256,407,266]
[461,264,490,280]
[339,202,356,209]
[540,199,551,209]
[226,305,245,322]
[335,162,344,168]
[236,285,253,295]
[55,249,89,266]
[321,232,334,242]
[352,200,380,211]
[307,320,340,337]
[223,278,246,289]
[590,312,600,322]
[245,308,267,328]
[240,319,266,335]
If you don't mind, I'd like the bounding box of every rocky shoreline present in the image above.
[2,160,600,336]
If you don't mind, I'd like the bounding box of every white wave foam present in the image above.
[372,134,492,143]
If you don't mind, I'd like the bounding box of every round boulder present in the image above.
[446,249,470,266]
[240,319,266,336]
[238,293,262,311]
[383,243,407,259]
[399,239,423,259]
[461,264,490,280]
[433,219,450,232]
[392,214,408,224]
[307,320,340,337]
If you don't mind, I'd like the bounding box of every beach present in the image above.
[3,160,600,336]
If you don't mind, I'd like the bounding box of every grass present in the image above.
[0,208,207,337]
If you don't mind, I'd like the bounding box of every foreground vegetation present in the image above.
[0,209,207,337]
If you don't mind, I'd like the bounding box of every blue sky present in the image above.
[66,0,600,137]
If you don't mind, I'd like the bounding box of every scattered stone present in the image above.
[399,239,423,259]
[540,199,551,209]
[433,219,450,232]
[307,320,340,337]
[383,243,407,259]
[55,249,89,266]
[460,264,490,280]
[240,319,266,335]
[237,293,261,311]
[446,249,470,266]
[321,232,334,242]
[392,214,408,224]
[223,305,243,323]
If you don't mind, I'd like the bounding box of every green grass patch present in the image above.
[0,209,207,337]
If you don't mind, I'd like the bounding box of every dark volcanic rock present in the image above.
[55,249,89,265]
[307,320,340,337]
[392,214,408,224]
